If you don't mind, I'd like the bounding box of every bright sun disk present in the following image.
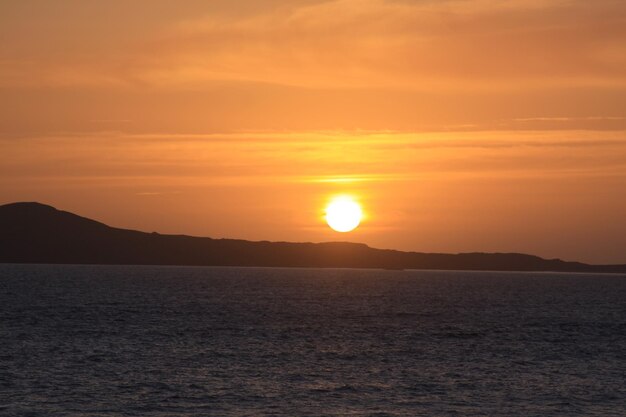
[325,196,362,232]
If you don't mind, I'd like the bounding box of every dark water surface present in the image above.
[1,264,625,416]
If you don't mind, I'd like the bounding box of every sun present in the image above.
[325,196,363,233]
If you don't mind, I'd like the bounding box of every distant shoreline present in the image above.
[2,262,626,276]
[2,202,626,274]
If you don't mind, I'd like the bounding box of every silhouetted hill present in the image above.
[1,202,625,273]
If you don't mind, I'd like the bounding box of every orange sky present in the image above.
[1,0,625,263]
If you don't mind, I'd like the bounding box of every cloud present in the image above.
[2,130,625,188]
[512,116,626,122]
[1,0,625,91]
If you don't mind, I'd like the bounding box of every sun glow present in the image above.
[325,196,363,233]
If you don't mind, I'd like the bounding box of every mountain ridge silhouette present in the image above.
[1,202,624,273]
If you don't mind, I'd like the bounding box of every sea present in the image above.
[1,264,625,416]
